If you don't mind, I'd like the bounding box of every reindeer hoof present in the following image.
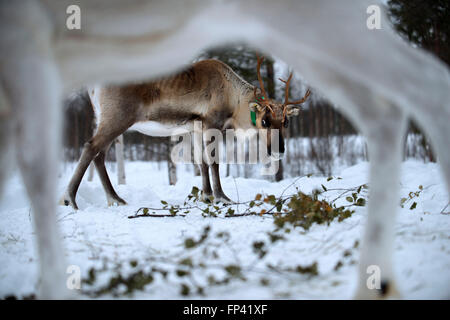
[59,193,79,210]
[213,193,234,204]
[354,279,401,300]
[201,192,214,203]
[107,195,127,207]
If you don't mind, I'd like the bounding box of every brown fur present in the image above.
[95,60,250,128]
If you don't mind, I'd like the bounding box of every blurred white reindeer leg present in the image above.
[273,55,408,298]
[355,98,407,299]
[414,107,450,197]
[0,85,14,197]
[14,54,69,299]
[0,1,70,299]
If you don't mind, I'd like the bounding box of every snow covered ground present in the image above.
[0,159,449,299]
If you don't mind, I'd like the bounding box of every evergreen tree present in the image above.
[388,0,450,66]
[387,0,449,162]
[199,45,275,95]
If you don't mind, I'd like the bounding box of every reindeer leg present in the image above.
[210,163,232,204]
[0,89,13,198]
[0,0,72,299]
[16,93,70,298]
[61,124,131,209]
[61,141,99,209]
[355,101,407,299]
[15,89,70,298]
[413,113,450,200]
[10,56,69,298]
[194,122,214,202]
[202,119,232,204]
[200,159,213,203]
[94,147,127,207]
[432,127,450,199]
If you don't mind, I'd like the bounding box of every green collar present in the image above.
[251,95,266,126]
[250,110,256,126]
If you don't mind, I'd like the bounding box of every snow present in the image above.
[0,159,449,299]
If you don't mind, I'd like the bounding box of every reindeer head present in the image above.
[249,54,311,159]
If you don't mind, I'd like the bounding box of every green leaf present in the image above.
[267,195,276,205]
[252,241,265,250]
[180,284,190,296]
[276,202,282,212]
[409,202,417,210]
[176,270,190,277]
[129,260,138,268]
[191,186,199,196]
[268,232,284,243]
[179,258,193,267]
[184,238,196,249]
[224,265,242,277]
[346,196,354,203]
[227,208,235,216]
[295,262,318,276]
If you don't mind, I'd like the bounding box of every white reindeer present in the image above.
[0,0,448,299]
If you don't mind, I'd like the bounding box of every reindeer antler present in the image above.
[253,53,276,117]
[255,53,268,103]
[279,73,311,120]
[278,73,311,106]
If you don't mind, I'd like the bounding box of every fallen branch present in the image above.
[128,213,187,219]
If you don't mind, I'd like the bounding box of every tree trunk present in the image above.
[87,162,95,181]
[265,57,275,99]
[168,138,177,185]
[265,56,284,181]
[115,134,126,185]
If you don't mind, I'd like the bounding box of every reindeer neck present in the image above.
[215,63,256,130]
[230,83,257,130]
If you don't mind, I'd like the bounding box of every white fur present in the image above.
[0,0,448,299]
[130,121,194,137]
[271,152,284,161]
[87,86,102,123]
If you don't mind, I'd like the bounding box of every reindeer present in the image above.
[60,57,310,210]
[1,0,449,299]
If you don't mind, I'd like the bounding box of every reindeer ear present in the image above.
[249,102,265,112]
[285,105,300,117]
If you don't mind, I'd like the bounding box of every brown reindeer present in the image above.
[60,57,311,209]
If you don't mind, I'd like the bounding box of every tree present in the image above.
[199,45,273,91]
[388,0,450,66]
[167,138,177,185]
[388,0,450,161]
[115,135,126,185]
